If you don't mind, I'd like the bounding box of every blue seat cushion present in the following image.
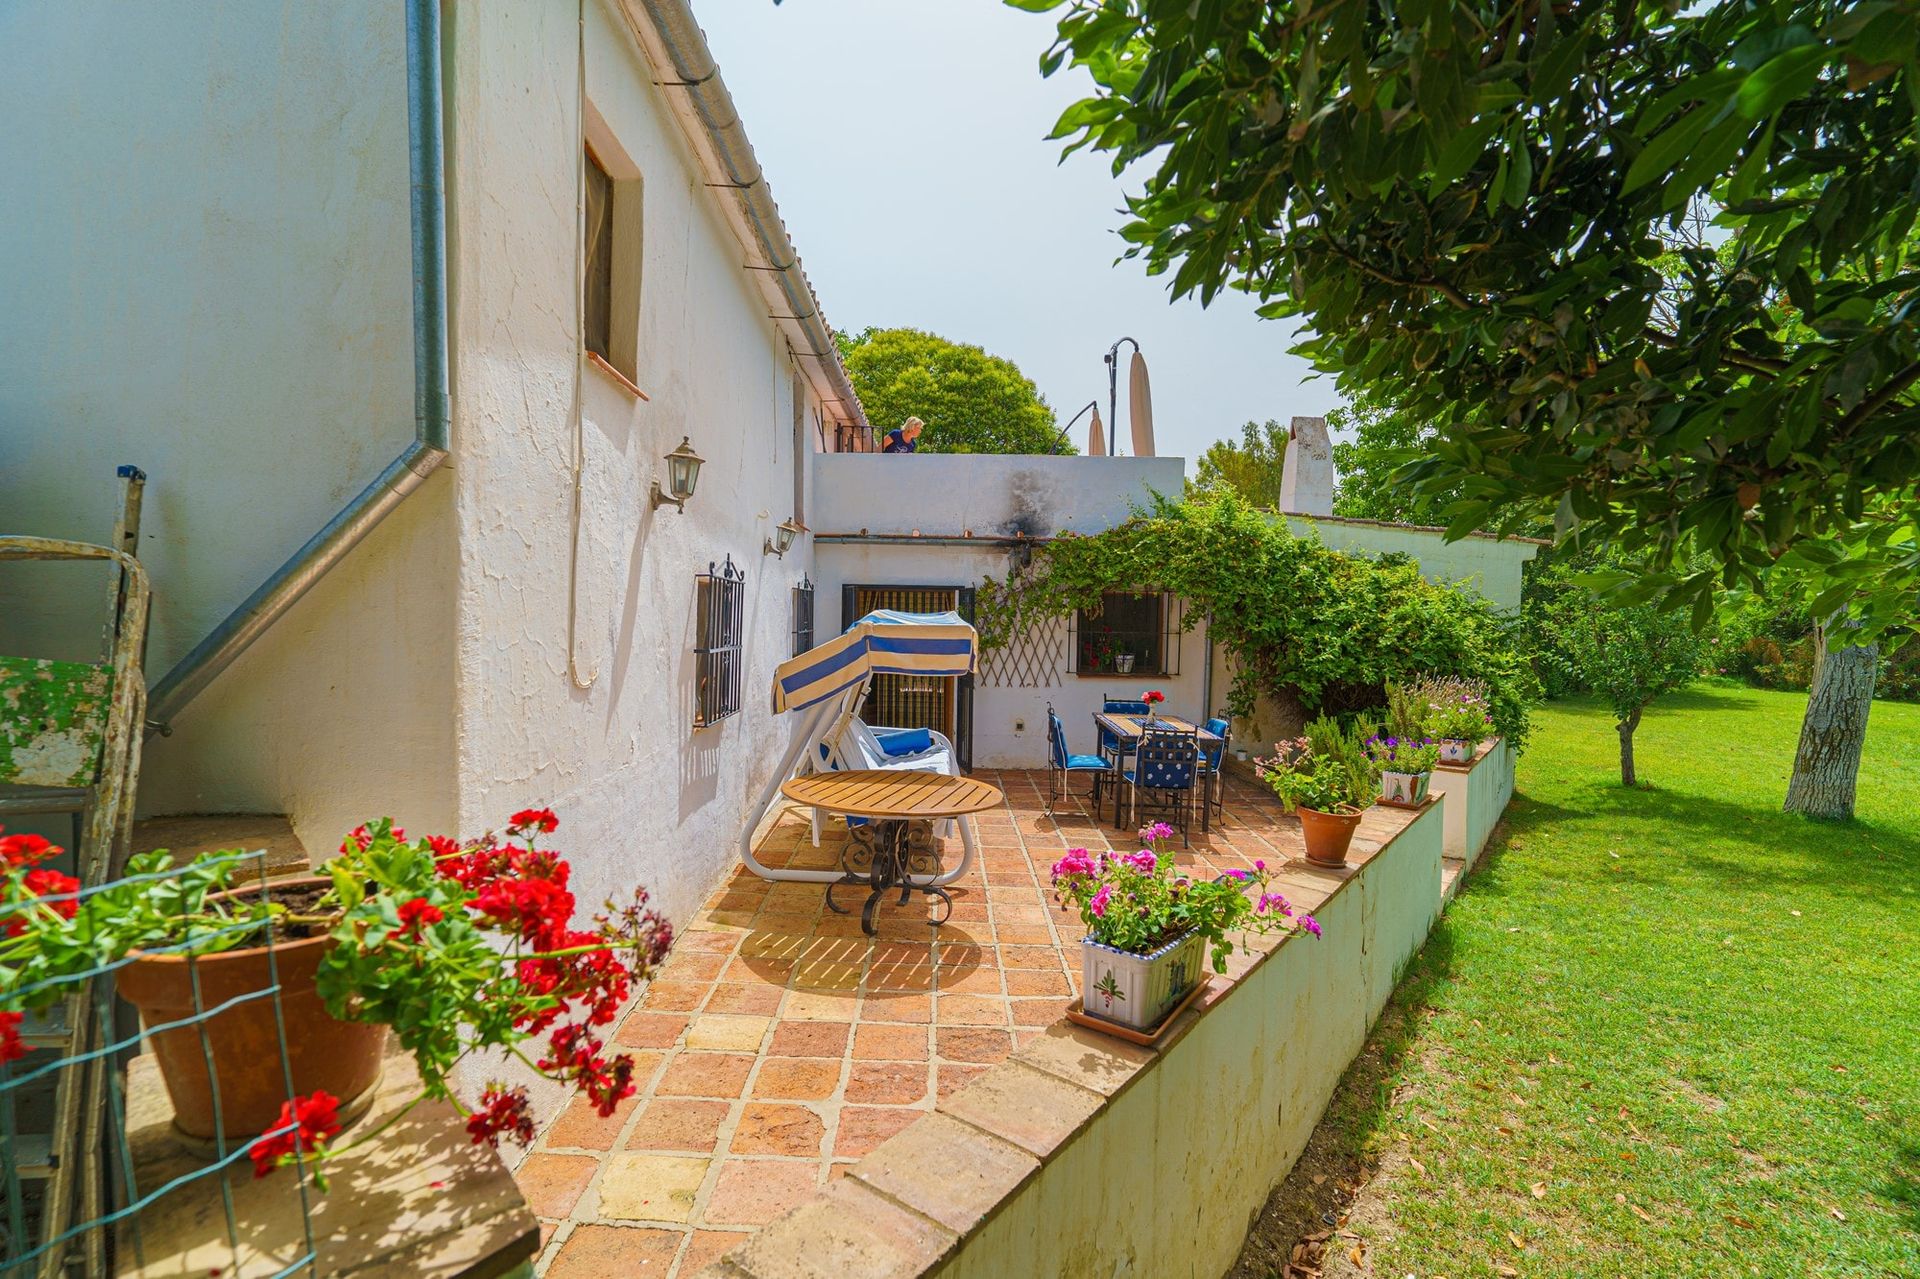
[875,727,932,756]
[1064,753,1109,771]
[1125,766,1194,788]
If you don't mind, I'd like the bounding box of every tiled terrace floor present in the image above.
[519,769,1436,1278]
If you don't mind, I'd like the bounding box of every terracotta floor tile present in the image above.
[852,1023,930,1062]
[867,964,935,992]
[682,1230,751,1273]
[752,1056,841,1101]
[936,994,1009,1026]
[665,950,730,983]
[998,944,1065,970]
[1003,968,1071,996]
[515,1152,598,1218]
[935,1027,1015,1064]
[542,1223,681,1277]
[654,1052,756,1099]
[542,1085,645,1151]
[703,1159,821,1228]
[766,1020,850,1057]
[684,1014,772,1052]
[596,1153,711,1223]
[862,992,933,1024]
[615,1012,689,1049]
[1012,996,1073,1027]
[936,966,1005,997]
[704,981,785,1016]
[937,1062,993,1100]
[993,923,1057,945]
[845,1060,929,1105]
[834,1106,924,1159]
[783,990,859,1021]
[640,980,711,1012]
[678,929,743,954]
[623,1098,730,1153]
[729,1102,826,1157]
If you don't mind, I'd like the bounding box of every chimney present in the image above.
[1278,415,1333,516]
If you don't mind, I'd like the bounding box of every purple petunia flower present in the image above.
[1300,915,1321,938]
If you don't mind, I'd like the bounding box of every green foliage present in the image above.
[838,326,1066,455]
[1330,389,1447,524]
[979,490,1537,745]
[1254,686,1920,1276]
[1535,572,1708,732]
[1020,0,1920,639]
[1190,418,1288,507]
[1257,715,1383,813]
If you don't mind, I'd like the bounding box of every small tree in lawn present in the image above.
[1541,603,1705,786]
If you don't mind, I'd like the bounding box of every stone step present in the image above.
[130,813,314,883]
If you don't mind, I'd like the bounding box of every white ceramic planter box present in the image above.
[1380,770,1431,805]
[1438,738,1479,764]
[1080,931,1203,1032]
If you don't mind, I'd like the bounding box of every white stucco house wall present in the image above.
[0,0,862,938]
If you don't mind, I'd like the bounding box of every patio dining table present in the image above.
[780,769,1003,935]
[1091,712,1226,832]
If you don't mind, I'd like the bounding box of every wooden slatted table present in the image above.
[780,771,1003,934]
[1091,713,1227,831]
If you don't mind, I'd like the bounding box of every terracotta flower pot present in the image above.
[1298,806,1363,867]
[114,876,386,1150]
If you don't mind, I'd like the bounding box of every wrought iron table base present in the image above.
[827,820,952,935]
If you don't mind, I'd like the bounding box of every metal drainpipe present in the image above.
[146,0,452,733]
[634,0,864,427]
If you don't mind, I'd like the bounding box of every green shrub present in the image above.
[979,490,1538,747]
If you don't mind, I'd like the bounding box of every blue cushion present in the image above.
[875,727,932,756]
[1064,754,1109,771]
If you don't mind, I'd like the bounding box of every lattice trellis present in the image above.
[979,614,1065,688]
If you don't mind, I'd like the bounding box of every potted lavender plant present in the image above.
[1050,824,1319,1035]
[1366,736,1441,805]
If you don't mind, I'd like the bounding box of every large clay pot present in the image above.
[114,876,386,1149]
[1298,806,1363,867]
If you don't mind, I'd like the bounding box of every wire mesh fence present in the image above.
[1,851,317,1278]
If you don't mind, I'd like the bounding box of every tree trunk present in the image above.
[1617,706,1641,786]
[1784,622,1877,820]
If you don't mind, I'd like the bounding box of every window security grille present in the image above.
[695,556,745,727]
[792,575,815,657]
[1067,592,1184,677]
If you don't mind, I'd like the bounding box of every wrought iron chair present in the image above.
[1123,727,1200,846]
[1197,716,1232,829]
[1045,704,1112,817]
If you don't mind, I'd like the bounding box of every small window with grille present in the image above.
[695,557,745,727]
[791,576,815,657]
[1069,592,1182,677]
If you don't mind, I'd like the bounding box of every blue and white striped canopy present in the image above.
[772,609,978,712]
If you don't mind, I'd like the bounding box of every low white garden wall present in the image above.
[1428,738,1514,871]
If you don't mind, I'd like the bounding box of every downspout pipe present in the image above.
[632,0,865,427]
[147,0,452,732]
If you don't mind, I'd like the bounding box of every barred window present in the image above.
[1069,592,1183,677]
[792,575,815,657]
[695,557,745,727]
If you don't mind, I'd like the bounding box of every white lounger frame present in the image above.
[737,680,977,888]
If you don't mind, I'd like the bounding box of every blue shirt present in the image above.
[882,429,918,454]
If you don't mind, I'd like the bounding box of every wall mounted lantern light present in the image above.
[764,516,805,558]
[651,436,705,512]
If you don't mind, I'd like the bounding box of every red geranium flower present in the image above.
[508,808,559,835]
[1142,689,1166,705]
[0,829,58,868]
[248,1090,343,1178]
[396,897,444,937]
[465,1084,536,1147]
[0,1011,27,1064]
[4,868,81,938]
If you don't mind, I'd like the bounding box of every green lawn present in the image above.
[1291,683,1919,1278]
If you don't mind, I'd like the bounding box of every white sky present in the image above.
[692,0,1341,462]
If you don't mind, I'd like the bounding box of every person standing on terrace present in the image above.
[881,416,924,453]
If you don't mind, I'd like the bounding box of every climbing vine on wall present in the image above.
[977,492,1538,746]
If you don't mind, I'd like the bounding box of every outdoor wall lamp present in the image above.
[651,436,705,512]
[764,517,805,558]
